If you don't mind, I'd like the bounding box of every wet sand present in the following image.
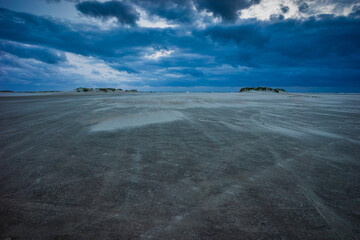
[0,92,359,239]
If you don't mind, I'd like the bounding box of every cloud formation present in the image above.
[0,40,66,64]
[76,1,139,25]
[195,0,261,22]
[0,0,360,91]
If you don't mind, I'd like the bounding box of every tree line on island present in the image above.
[76,88,138,93]
[239,87,285,93]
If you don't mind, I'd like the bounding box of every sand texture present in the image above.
[0,92,359,239]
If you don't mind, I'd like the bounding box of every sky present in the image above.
[0,0,359,92]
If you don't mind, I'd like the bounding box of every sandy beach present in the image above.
[0,92,359,239]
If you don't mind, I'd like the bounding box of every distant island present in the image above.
[239,87,285,93]
[75,88,138,93]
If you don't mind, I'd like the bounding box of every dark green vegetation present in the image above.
[75,88,129,93]
[0,90,14,92]
[240,87,285,93]
[98,88,116,92]
[76,87,93,92]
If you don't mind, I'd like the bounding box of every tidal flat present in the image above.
[0,92,359,239]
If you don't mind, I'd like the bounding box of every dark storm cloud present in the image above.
[202,17,360,69]
[0,8,100,56]
[76,0,139,25]
[195,0,261,22]
[0,8,172,58]
[298,2,309,13]
[1,7,360,90]
[270,14,284,20]
[0,40,66,64]
[0,52,73,91]
[45,0,80,2]
[280,4,289,14]
[1,7,360,68]
[132,0,196,24]
[199,24,269,47]
[120,0,262,24]
[44,0,261,24]
[108,63,141,74]
[169,68,205,77]
[350,5,360,17]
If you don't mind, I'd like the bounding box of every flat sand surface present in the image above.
[0,92,359,239]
